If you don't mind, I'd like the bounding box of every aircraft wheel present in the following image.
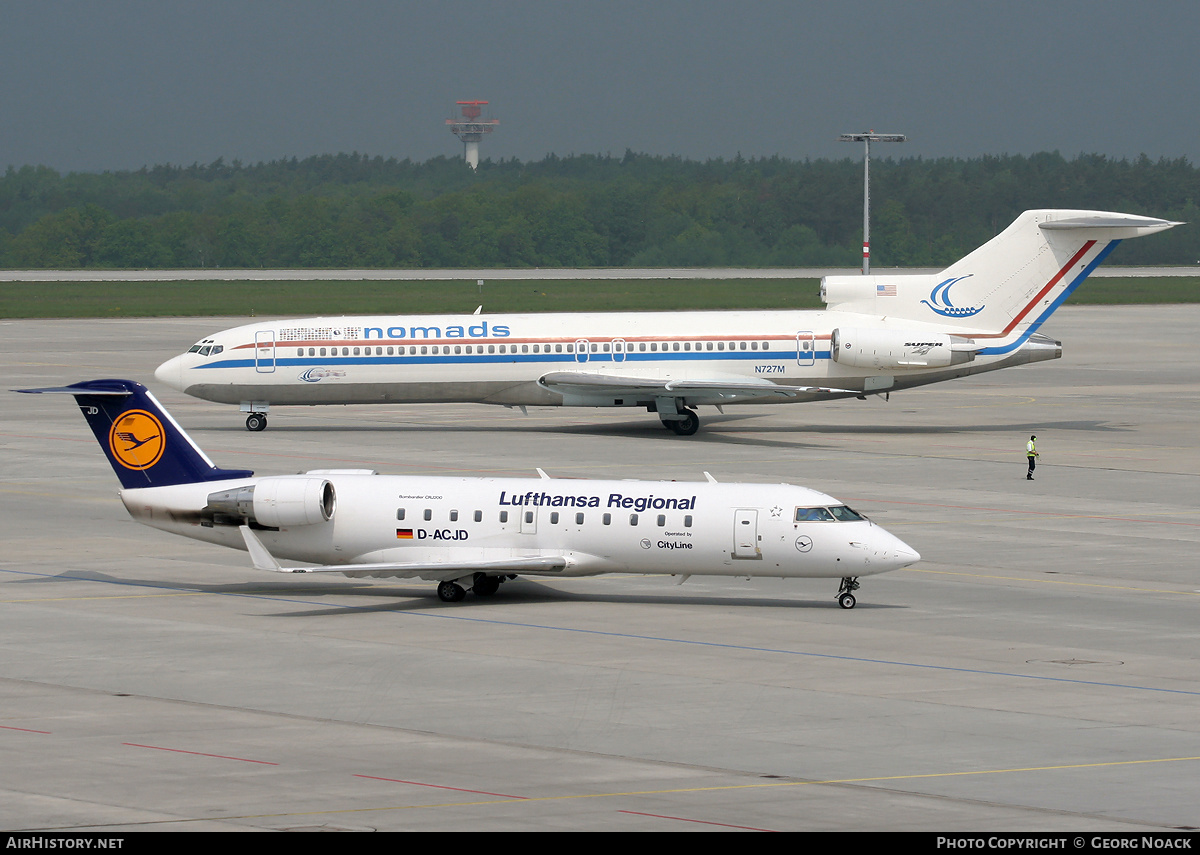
[472,574,500,597]
[662,411,700,436]
[673,410,699,436]
[437,581,466,603]
[838,592,857,610]
[245,413,267,432]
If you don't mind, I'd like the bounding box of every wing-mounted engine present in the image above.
[830,328,978,370]
[206,477,336,528]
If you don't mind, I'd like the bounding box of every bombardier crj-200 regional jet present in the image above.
[17,380,920,606]
[155,210,1178,434]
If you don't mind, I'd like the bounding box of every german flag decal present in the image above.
[396,529,413,539]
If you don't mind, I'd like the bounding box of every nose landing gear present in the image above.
[836,576,860,609]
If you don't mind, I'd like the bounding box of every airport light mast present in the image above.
[838,130,906,274]
[447,100,499,170]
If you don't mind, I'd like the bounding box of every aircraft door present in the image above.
[612,338,627,363]
[254,330,276,374]
[796,331,815,366]
[732,509,761,559]
[575,339,590,363]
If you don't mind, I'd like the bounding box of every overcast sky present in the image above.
[2,0,1197,173]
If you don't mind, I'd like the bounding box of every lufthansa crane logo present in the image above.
[108,410,166,471]
[921,275,984,318]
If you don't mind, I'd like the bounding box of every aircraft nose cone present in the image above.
[155,355,184,391]
[884,538,921,569]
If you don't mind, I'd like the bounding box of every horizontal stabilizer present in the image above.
[14,383,131,397]
[1039,214,1181,236]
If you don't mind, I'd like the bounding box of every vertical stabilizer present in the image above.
[821,210,1179,334]
[14,379,253,489]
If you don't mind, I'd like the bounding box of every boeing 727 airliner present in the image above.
[154,210,1178,434]
[17,380,919,606]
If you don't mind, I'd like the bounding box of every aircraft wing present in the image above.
[538,371,856,401]
[240,526,567,580]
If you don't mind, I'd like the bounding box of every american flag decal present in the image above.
[876,283,897,297]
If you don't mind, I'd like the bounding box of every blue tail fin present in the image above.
[14,379,254,489]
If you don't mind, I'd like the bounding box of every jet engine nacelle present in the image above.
[207,477,336,527]
[830,328,977,370]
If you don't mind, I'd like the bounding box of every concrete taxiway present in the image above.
[1,307,1197,832]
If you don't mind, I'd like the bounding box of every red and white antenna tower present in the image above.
[447,100,499,170]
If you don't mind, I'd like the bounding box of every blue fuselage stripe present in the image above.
[197,350,834,371]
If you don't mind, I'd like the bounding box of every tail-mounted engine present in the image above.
[830,328,979,370]
[206,478,336,528]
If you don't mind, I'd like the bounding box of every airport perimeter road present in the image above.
[1,307,1197,831]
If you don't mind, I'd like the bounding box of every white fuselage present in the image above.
[154,308,1055,410]
[119,473,920,582]
[154,210,1182,426]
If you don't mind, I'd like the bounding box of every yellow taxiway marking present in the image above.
[0,591,210,604]
[906,566,1200,596]
[206,754,1200,822]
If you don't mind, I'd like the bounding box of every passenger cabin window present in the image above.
[396,509,405,520]
[474,510,482,522]
[500,510,509,523]
[423,509,432,521]
[575,513,584,524]
[684,515,693,527]
[450,510,458,522]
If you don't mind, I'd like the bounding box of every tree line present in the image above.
[0,151,1195,269]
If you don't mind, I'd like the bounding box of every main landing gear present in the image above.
[660,408,699,436]
[654,396,700,436]
[836,576,861,609]
[662,405,700,437]
[437,573,504,603]
[245,413,268,432]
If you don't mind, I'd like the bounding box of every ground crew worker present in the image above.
[1026,435,1039,480]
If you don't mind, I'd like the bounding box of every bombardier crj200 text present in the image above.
[155,210,1178,434]
[17,380,919,606]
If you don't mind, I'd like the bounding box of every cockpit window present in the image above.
[211,345,223,355]
[828,505,865,522]
[795,507,834,522]
[795,506,867,523]
[188,345,203,353]
[199,346,212,356]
